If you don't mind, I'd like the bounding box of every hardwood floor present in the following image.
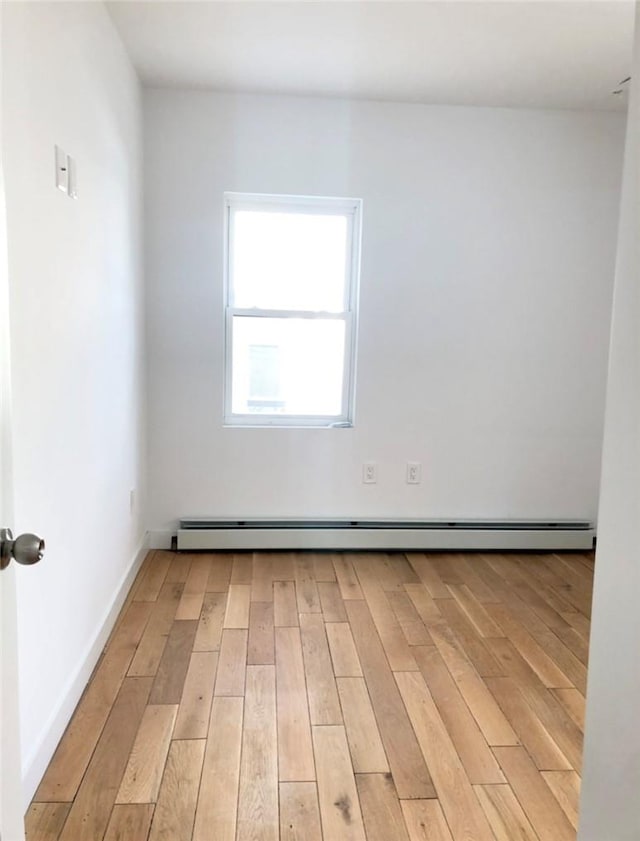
[27,550,593,841]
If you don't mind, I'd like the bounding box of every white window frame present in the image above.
[223,192,362,427]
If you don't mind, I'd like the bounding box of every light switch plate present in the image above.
[55,146,77,198]
[55,146,68,194]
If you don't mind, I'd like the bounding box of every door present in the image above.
[0,3,25,832]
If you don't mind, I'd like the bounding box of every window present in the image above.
[224,193,362,426]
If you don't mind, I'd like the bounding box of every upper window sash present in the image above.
[225,194,361,313]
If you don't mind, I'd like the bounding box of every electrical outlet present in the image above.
[406,462,421,484]
[363,462,377,484]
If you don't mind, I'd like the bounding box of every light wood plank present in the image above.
[400,800,454,841]
[541,771,581,829]
[403,583,444,627]
[484,604,573,689]
[434,598,504,678]
[380,553,420,587]
[59,678,152,841]
[280,782,323,841]
[296,554,322,613]
[193,696,244,841]
[515,569,580,617]
[274,580,299,627]
[497,591,550,636]
[345,600,435,799]
[387,591,434,646]
[554,624,589,666]
[326,622,363,677]
[107,551,155,644]
[116,704,178,803]
[429,554,467,585]
[532,630,588,693]
[231,553,253,584]
[353,560,418,671]
[337,677,389,773]
[562,610,591,641]
[356,773,410,841]
[318,581,348,622]
[414,646,506,784]
[165,552,192,584]
[251,554,274,601]
[428,622,518,746]
[215,629,247,696]
[486,639,584,771]
[173,651,218,739]
[134,552,171,602]
[237,665,278,841]
[103,805,155,841]
[149,620,198,704]
[493,746,575,841]
[551,687,586,731]
[275,627,315,781]
[395,670,495,841]
[407,555,450,599]
[300,613,342,725]
[312,553,337,582]
[248,601,275,665]
[25,803,71,840]
[36,603,152,802]
[272,553,296,580]
[484,676,571,771]
[224,583,252,629]
[206,553,233,591]
[474,784,540,841]
[175,556,211,620]
[370,552,406,592]
[193,591,226,652]
[128,582,183,676]
[447,584,505,638]
[333,554,364,600]
[174,593,204,622]
[313,725,366,841]
[451,556,500,604]
[148,740,205,841]
[510,580,573,634]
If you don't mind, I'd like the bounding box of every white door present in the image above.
[0,8,23,830]
[0,6,40,837]
[0,100,25,841]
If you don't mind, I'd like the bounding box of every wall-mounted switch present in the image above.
[55,145,68,194]
[406,462,421,484]
[55,146,77,198]
[363,462,377,484]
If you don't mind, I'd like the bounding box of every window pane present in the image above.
[231,210,348,311]
[231,316,346,417]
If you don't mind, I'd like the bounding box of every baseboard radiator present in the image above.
[176,518,595,551]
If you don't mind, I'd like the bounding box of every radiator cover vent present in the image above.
[176,517,594,551]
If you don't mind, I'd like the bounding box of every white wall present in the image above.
[144,90,624,539]
[579,5,640,839]
[2,2,145,802]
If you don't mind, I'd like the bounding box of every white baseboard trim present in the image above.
[148,529,174,549]
[21,532,150,809]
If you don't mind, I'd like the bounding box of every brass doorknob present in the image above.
[0,528,45,571]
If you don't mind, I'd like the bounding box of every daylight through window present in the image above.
[224,193,362,426]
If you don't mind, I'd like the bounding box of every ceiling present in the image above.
[107,1,635,111]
